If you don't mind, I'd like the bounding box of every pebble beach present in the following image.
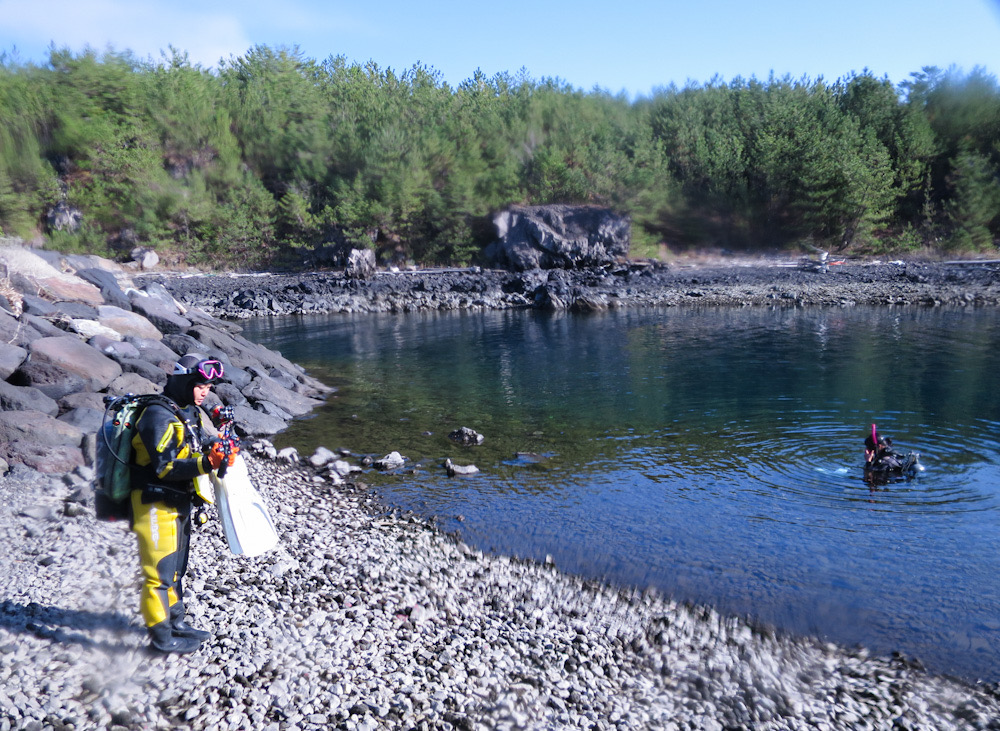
[3,449,1000,730]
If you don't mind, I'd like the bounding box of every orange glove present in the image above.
[206,438,241,471]
[206,442,227,470]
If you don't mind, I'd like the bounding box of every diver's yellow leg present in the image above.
[130,493,182,628]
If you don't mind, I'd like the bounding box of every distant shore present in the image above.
[145,257,1000,320]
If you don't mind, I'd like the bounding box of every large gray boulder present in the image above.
[128,290,191,334]
[22,313,65,338]
[231,404,287,436]
[186,325,300,375]
[0,309,38,347]
[75,266,133,310]
[106,372,160,396]
[25,335,122,392]
[0,245,104,305]
[345,248,376,279]
[90,334,141,361]
[485,205,631,271]
[124,336,179,367]
[0,410,84,448]
[60,391,107,412]
[57,406,105,433]
[116,356,168,385]
[10,358,89,400]
[98,305,163,340]
[0,342,27,379]
[243,374,321,417]
[0,379,59,415]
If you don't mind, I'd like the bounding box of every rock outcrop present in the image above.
[485,204,631,271]
[0,244,331,476]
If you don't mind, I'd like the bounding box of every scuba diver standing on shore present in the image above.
[129,354,238,653]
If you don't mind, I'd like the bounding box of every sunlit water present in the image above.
[243,306,1000,681]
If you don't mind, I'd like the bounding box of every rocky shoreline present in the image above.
[143,257,1000,317]
[2,244,1000,730]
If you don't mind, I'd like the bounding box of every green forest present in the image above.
[1,45,999,269]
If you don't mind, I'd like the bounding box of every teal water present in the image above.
[243,306,1000,681]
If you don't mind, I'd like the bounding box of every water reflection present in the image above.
[244,306,1000,680]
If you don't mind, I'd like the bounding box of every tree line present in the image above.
[1,45,998,268]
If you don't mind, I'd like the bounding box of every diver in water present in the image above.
[864,424,920,480]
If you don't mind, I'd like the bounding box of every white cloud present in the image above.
[1,0,254,67]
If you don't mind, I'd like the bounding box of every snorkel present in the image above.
[865,423,879,467]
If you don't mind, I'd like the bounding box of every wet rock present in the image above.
[374,451,406,470]
[309,446,338,468]
[449,427,484,446]
[443,458,479,476]
[243,373,321,417]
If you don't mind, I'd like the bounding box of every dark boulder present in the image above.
[10,358,89,400]
[46,201,82,233]
[106,372,160,396]
[0,309,40,347]
[213,382,249,407]
[0,380,59,416]
[231,404,287,436]
[448,427,485,446]
[59,392,107,412]
[485,205,630,271]
[21,294,57,317]
[243,374,322,417]
[75,267,133,310]
[125,336,179,367]
[57,406,105,433]
[128,290,191,334]
[346,248,376,279]
[116,356,168,385]
[90,335,142,362]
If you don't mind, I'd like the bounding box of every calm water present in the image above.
[243,306,1000,681]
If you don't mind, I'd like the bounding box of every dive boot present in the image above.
[169,603,211,642]
[171,619,211,642]
[147,620,202,654]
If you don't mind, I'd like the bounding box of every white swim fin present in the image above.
[211,454,280,557]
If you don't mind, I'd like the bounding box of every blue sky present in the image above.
[1,0,998,96]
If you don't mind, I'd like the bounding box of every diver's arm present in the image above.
[133,404,213,481]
